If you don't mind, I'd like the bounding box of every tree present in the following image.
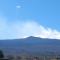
[0,50,4,58]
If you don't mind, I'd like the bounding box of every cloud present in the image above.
[0,16,60,39]
[16,5,21,9]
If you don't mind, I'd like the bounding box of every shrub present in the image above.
[0,50,4,58]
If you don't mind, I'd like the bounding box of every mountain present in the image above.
[0,36,60,56]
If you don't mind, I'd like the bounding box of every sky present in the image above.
[0,0,60,39]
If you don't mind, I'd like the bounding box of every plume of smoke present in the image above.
[0,16,60,39]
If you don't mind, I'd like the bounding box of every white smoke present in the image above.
[0,16,60,39]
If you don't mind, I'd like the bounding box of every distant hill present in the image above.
[0,36,60,56]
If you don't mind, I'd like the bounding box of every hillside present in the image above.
[0,36,60,56]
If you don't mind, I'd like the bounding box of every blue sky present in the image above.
[0,0,60,39]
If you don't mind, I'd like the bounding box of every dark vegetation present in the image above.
[0,50,8,60]
[0,49,60,60]
[0,50,60,60]
[0,50,4,58]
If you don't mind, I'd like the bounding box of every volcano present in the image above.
[0,36,60,56]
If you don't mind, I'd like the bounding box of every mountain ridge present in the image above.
[0,36,59,41]
[0,36,60,56]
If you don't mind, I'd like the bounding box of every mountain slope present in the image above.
[0,36,60,56]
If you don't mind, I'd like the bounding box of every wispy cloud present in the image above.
[0,16,60,39]
[16,5,21,9]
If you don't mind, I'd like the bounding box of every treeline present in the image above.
[0,50,60,60]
